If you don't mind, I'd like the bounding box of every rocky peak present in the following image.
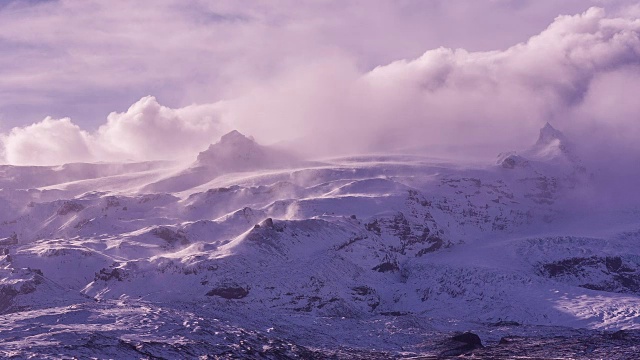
[525,122,577,163]
[498,122,583,169]
[218,130,256,147]
[535,122,567,148]
[195,130,299,173]
[196,130,263,167]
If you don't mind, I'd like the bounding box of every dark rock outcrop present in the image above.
[151,227,189,247]
[439,332,484,357]
[539,256,640,294]
[206,286,249,299]
[57,201,85,216]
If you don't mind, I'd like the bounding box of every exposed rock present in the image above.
[0,286,19,313]
[151,227,189,247]
[206,286,249,299]
[372,261,399,273]
[351,286,373,296]
[196,130,299,172]
[0,233,18,246]
[451,332,483,346]
[497,153,529,169]
[539,256,640,294]
[439,332,484,357]
[0,269,44,314]
[95,268,126,282]
[259,218,274,229]
[57,201,85,216]
[365,220,381,235]
[380,311,409,316]
[369,212,446,256]
[610,330,628,340]
[492,320,521,327]
[350,286,380,311]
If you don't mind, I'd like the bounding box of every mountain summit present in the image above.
[536,122,567,147]
[145,130,301,192]
[196,130,298,172]
[219,130,256,147]
[498,122,582,169]
[525,122,575,162]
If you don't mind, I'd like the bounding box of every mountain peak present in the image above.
[499,122,582,168]
[219,130,255,146]
[197,130,261,166]
[536,122,566,147]
[522,122,576,162]
[194,130,300,174]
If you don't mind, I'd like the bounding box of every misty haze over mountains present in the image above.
[1,0,640,358]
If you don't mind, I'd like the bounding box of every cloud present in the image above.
[223,7,640,158]
[96,96,227,162]
[1,0,632,130]
[0,96,227,165]
[1,5,639,168]
[1,117,93,165]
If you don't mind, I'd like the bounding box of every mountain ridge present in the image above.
[0,123,638,358]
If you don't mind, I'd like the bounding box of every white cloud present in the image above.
[96,96,227,162]
[0,96,227,165]
[2,0,633,129]
[2,117,93,165]
[1,6,639,167]
[223,7,640,158]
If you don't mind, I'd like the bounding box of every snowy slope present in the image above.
[0,125,639,358]
[144,130,305,193]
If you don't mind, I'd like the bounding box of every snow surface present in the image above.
[1,127,639,358]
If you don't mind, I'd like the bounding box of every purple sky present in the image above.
[1,0,639,165]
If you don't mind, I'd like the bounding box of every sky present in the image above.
[0,0,639,165]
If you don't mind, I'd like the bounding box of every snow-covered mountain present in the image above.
[498,122,584,168]
[143,130,303,193]
[0,124,638,358]
[528,122,575,160]
[196,130,300,170]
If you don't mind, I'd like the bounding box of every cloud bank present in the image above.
[2,117,93,165]
[1,97,226,164]
[2,0,623,131]
[0,5,639,166]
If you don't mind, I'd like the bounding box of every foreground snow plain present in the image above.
[1,125,639,358]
